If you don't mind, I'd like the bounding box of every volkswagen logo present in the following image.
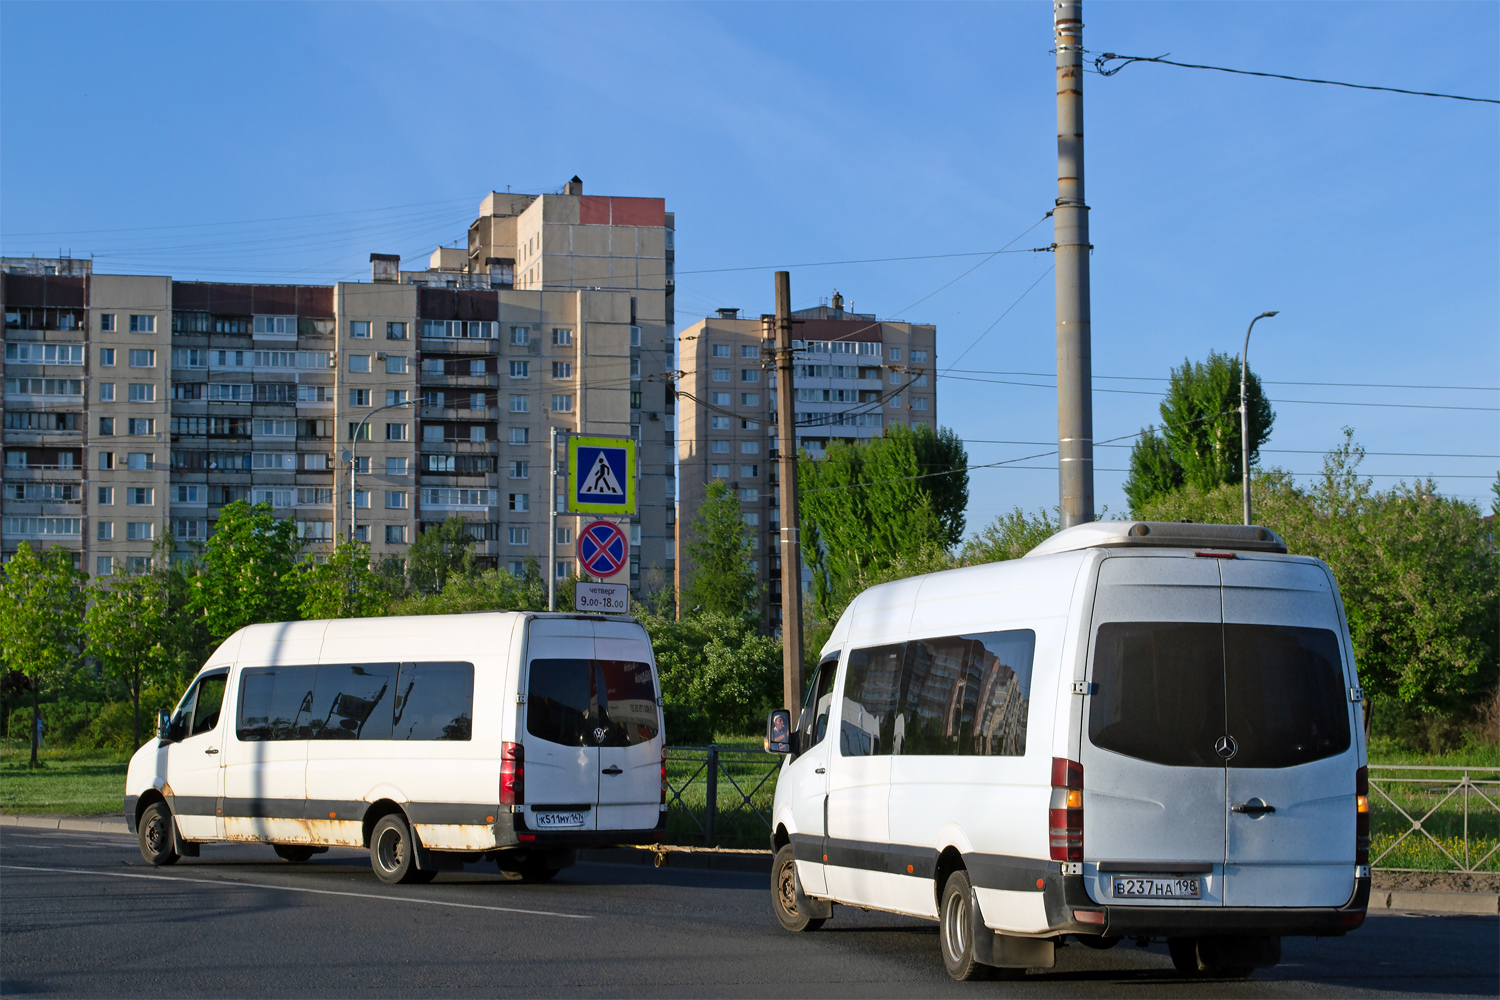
[1214,735,1238,760]
[593,727,608,745]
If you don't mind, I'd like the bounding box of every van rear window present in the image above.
[1089,623,1351,768]
[526,659,659,747]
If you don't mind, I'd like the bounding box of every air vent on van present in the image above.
[1023,521,1288,558]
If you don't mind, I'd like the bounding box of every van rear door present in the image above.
[523,619,601,832]
[594,620,663,832]
[1220,558,1357,907]
[1081,555,1225,908]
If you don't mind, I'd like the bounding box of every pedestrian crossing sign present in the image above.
[568,436,636,514]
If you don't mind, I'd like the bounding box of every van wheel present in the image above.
[1168,938,1253,979]
[274,845,316,864]
[939,871,993,981]
[137,802,180,867]
[771,844,824,932]
[370,813,428,885]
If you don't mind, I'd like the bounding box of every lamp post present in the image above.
[1240,311,1278,526]
[345,398,416,541]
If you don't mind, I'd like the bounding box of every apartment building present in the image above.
[1,178,677,591]
[675,292,937,630]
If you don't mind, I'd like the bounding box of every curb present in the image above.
[580,846,773,874]
[0,814,129,834]
[1377,890,1500,915]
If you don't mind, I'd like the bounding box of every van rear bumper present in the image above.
[493,809,666,851]
[1047,874,1371,938]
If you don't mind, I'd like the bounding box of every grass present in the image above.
[0,742,131,817]
[664,740,781,850]
[1366,752,1500,872]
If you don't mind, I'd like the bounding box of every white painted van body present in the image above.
[769,522,1370,961]
[125,612,665,870]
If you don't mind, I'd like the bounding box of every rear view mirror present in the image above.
[765,709,793,755]
[156,711,171,742]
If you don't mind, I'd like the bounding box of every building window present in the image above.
[387,322,407,340]
[711,440,730,454]
[888,372,902,385]
[711,344,730,358]
[97,487,113,505]
[510,326,530,346]
[888,346,902,361]
[740,441,760,455]
[128,418,154,435]
[385,355,408,375]
[99,452,114,470]
[348,355,370,373]
[128,315,155,333]
[354,490,370,509]
[386,389,408,407]
[741,369,759,383]
[348,422,372,441]
[551,394,572,412]
[889,395,902,409]
[96,556,113,575]
[126,452,151,470]
[740,489,759,502]
[509,361,530,379]
[509,460,529,479]
[125,522,154,541]
[384,490,407,509]
[912,397,929,411]
[552,362,572,380]
[712,369,731,382]
[127,487,153,506]
[386,457,408,476]
[96,521,114,541]
[509,395,529,413]
[128,384,155,402]
[509,493,529,512]
[385,422,407,441]
[741,464,759,478]
[555,527,573,545]
[555,561,572,579]
[99,314,116,333]
[740,393,759,406]
[385,524,408,544]
[911,350,928,363]
[97,417,114,436]
[710,464,730,478]
[508,560,527,577]
[630,326,641,347]
[552,328,572,347]
[510,427,529,445]
[100,348,116,367]
[711,392,730,406]
[468,425,486,444]
[349,388,369,406]
[631,358,641,380]
[508,527,530,545]
[739,345,756,359]
[99,382,115,402]
[630,390,641,410]
[128,349,156,367]
[469,359,486,377]
[350,321,371,339]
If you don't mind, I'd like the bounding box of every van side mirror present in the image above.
[765,709,793,755]
[156,711,172,742]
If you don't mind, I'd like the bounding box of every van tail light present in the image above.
[1355,765,1369,866]
[660,747,668,806]
[1049,757,1084,862]
[500,741,524,806]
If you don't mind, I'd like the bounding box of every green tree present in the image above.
[682,480,760,619]
[908,424,970,546]
[405,516,477,594]
[1123,351,1274,511]
[636,607,782,738]
[190,501,303,640]
[391,558,551,616]
[298,540,393,619]
[962,506,1059,563]
[0,543,87,767]
[84,570,176,749]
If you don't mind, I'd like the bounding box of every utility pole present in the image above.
[1240,310,1278,526]
[773,272,805,712]
[548,426,560,611]
[1054,0,1095,528]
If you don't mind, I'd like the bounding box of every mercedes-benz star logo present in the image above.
[1214,735,1238,760]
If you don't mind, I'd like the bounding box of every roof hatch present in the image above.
[1024,521,1288,558]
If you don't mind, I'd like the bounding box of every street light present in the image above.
[1240,311,1279,526]
[344,398,416,541]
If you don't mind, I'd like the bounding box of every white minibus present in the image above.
[125,612,666,884]
[765,521,1370,981]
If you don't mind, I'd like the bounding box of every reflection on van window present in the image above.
[237,667,317,741]
[310,664,396,740]
[192,675,226,736]
[799,658,839,750]
[526,659,659,747]
[394,662,474,741]
[1225,625,1350,768]
[840,631,1035,757]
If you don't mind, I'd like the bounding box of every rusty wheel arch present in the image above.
[361,800,409,850]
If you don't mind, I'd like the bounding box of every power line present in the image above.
[674,248,1036,276]
[1093,53,1500,105]
[946,368,1500,393]
[965,440,1500,459]
[941,266,1056,372]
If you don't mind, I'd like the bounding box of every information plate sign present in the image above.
[574,580,629,614]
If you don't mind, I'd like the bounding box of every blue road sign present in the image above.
[568,436,636,514]
[577,520,629,578]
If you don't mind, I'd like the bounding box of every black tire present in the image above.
[369,813,427,885]
[1078,935,1122,950]
[496,853,561,883]
[771,844,825,932]
[137,801,180,867]
[1168,938,1253,979]
[939,870,993,981]
[274,845,317,864]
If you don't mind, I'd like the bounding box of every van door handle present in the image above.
[1231,801,1275,815]
[602,765,623,775]
[204,747,219,755]
[815,767,825,774]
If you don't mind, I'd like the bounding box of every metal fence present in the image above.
[1368,765,1500,873]
[663,746,781,849]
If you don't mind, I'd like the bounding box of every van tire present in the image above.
[771,844,825,932]
[496,853,562,882]
[137,802,180,867]
[1168,937,1253,979]
[939,871,992,981]
[370,813,427,885]
[274,845,317,864]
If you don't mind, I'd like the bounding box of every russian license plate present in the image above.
[1112,876,1201,899]
[531,811,586,829]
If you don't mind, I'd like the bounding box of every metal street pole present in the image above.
[548,426,560,611]
[1240,310,1278,525]
[348,398,416,542]
[773,271,805,713]
[1054,0,1095,529]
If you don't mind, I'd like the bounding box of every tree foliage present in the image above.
[682,481,760,619]
[909,424,970,546]
[1138,430,1498,738]
[961,507,1059,564]
[1124,351,1274,513]
[298,540,395,620]
[189,501,303,639]
[391,558,552,616]
[405,516,477,594]
[85,570,177,749]
[0,543,88,766]
[636,607,782,739]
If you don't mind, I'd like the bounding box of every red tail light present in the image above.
[1355,765,1369,866]
[660,747,668,806]
[500,741,524,806]
[1050,757,1084,862]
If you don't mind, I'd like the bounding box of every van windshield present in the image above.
[527,659,659,747]
[1089,622,1350,769]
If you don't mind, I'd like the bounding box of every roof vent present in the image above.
[564,175,583,195]
[716,307,740,319]
[1025,520,1288,558]
[370,253,400,283]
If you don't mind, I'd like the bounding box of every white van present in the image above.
[125,612,666,884]
[765,522,1370,981]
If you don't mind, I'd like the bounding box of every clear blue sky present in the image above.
[3,1,1496,531]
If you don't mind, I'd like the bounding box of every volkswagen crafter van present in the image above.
[125,612,666,884]
[765,522,1370,981]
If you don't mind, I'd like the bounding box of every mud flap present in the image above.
[410,828,468,872]
[795,881,833,920]
[171,819,200,858]
[970,888,1054,969]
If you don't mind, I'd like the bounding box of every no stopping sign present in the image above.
[577,520,629,578]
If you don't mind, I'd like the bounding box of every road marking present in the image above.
[0,864,592,919]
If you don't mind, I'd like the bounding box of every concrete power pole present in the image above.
[773,272,805,712]
[1054,0,1095,528]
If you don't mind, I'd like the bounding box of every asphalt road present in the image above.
[2,827,1495,998]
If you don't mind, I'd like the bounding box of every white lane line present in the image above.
[0,865,591,919]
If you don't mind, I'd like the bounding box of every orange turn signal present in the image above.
[1066,789,1083,809]
[1356,795,1369,814]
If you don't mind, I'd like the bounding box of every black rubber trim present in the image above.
[165,794,219,816]
[785,835,1043,889]
[966,853,1053,892]
[497,809,666,849]
[123,795,139,834]
[1097,861,1214,874]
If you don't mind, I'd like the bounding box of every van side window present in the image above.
[191,674,227,736]
[236,667,316,741]
[798,657,839,749]
[310,663,397,740]
[394,662,474,741]
[841,630,1035,757]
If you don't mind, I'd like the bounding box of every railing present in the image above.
[663,745,781,850]
[1368,765,1500,873]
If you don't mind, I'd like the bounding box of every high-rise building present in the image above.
[675,292,937,629]
[1,179,676,591]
